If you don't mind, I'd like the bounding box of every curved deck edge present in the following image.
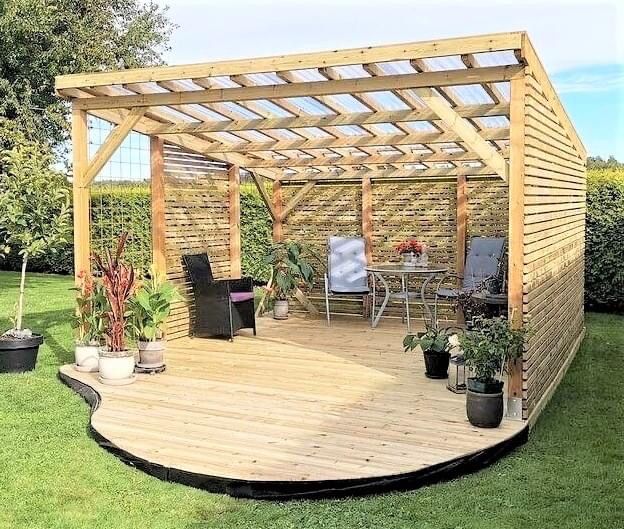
[58,369,529,500]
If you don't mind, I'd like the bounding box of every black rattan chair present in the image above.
[182,253,256,340]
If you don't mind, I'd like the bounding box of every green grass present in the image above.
[0,270,622,529]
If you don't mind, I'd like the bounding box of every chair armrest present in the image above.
[219,277,253,293]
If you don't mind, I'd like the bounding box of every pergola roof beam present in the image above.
[56,31,524,91]
[202,128,509,154]
[72,65,525,111]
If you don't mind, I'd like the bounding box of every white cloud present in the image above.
[554,68,624,93]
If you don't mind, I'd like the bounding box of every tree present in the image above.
[587,155,624,169]
[0,0,173,150]
[0,141,71,332]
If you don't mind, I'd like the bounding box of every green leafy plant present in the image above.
[0,142,71,335]
[459,316,527,383]
[403,325,453,355]
[72,271,108,345]
[130,267,180,342]
[263,241,318,300]
[92,233,136,352]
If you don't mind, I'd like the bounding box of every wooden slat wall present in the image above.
[163,144,231,339]
[521,72,586,419]
[282,179,508,319]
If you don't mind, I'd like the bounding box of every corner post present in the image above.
[72,106,90,281]
[272,180,283,242]
[361,175,373,264]
[150,137,167,276]
[228,165,242,277]
[507,72,527,420]
[456,169,467,324]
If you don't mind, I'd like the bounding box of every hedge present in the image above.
[0,183,273,280]
[3,170,623,313]
[585,169,624,312]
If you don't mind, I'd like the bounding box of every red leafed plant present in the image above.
[92,233,136,352]
[395,239,426,255]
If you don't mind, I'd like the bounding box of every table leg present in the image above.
[402,273,411,334]
[421,273,436,328]
[371,272,376,326]
[372,272,390,328]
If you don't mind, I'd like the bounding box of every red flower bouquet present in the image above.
[395,239,426,255]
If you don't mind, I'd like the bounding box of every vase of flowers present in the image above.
[395,239,428,267]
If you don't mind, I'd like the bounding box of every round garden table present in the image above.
[365,263,448,333]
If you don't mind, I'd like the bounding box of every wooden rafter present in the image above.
[143,104,509,135]
[72,66,524,111]
[82,107,146,186]
[56,32,523,90]
[202,128,509,154]
[414,88,509,180]
[243,149,508,168]
[461,54,505,104]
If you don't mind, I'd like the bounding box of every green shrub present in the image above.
[0,183,274,282]
[585,169,624,312]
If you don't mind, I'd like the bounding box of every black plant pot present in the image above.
[466,377,504,428]
[423,351,450,379]
[0,334,43,373]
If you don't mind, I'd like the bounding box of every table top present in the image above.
[365,263,448,274]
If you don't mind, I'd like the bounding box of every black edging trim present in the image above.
[58,370,529,501]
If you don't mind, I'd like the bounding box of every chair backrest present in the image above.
[463,237,506,290]
[182,253,214,284]
[327,236,369,293]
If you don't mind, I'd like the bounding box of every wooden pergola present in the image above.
[56,31,586,422]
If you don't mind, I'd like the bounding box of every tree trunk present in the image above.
[16,253,28,331]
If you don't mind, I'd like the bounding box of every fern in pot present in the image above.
[130,267,180,369]
[93,233,137,386]
[72,271,107,372]
[460,316,527,428]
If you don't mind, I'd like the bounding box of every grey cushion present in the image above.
[328,236,369,294]
[463,237,506,290]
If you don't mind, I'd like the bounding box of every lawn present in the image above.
[0,270,622,529]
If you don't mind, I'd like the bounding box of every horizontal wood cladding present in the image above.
[281,180,508,319]
[163,144,230,339]
[521,72,586,419]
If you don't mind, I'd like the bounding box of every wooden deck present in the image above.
[59,316,527,499]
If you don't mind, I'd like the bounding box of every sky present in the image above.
[152,0,624,160]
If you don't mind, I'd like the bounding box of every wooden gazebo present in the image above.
[57,31,586,497]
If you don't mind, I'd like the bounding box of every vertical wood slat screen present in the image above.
[163,144,231,340]
[281,179,508,319]
[521,72,586,419]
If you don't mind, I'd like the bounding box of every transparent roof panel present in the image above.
[375,60,415,75]
[332,125,369,136]
[245,72,285,85]
[368,123,403,135]
[476,116,510,129]
[450,84,493,104]
[284,97,334,115]
[494,82,511,100]
[184,104,229,121]
[237,130,275,142]
[213,131,247,144]
[324,94,370,112]
[267,128,301,139]
[474,50,519,66]
[220,102,261,119]
[366,91,410,110]
[403,121,438,132]
[288,69,326,82]
[422,56,466,71]
[299,127,333,138]
[208,76,239,88]
[247,99,293,117]
[332,65,370,79]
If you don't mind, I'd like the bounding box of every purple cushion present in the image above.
[230,291,254,303]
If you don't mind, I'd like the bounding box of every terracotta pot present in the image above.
[273,300,289,320]
[137,340,165,367]
[98,349,135,385]
[74,344,99,372]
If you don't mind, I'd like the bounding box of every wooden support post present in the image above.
[507,74,526,420]
[229,165,242,277]
[361,174,373,318]
[455,170,467,324]
[150,137,167,276]
[272,180,283,242]
[72,107,90,281]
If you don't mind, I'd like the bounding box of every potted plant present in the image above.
[263,241,316,320]
[72,271,107,372]
[395,239,428,267]
[93,233,137,385]
[0,142,71,373]
[130,267,180,369]
[403,324,453,379]
[459,316,527,428]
